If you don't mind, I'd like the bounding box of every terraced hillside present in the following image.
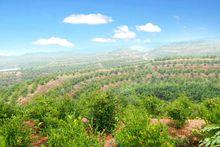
[0,56,219,146]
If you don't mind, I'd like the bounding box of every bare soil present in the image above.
[151,118,206,138]
[17,75,74,105]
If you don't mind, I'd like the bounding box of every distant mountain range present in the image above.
[148,40,220,57]
[0,40,220,70]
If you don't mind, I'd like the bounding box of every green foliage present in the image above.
[118,87,142,107]
[23,97,80,137]
[0,56,220,145]
[202,98,220,124]
[87,91,118,133]
[25,97,60,122]
[25,97,78,121]
[199,125,220,147]
[47,116,100,146]
[0,102,18,124]
[141,96,166,116]
[0,116,32,146]
[167,96,193,128]
[134,80,220,102]
[115,106,174,146]
[0,135,6,147]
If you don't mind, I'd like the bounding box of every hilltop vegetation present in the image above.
[149,40,220,57]
[0,55,220,146]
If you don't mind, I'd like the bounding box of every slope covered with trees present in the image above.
[0,56,219,146]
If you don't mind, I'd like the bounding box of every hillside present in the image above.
[149,40,220,57]
[0,56,219,146]
[1,0,220,146]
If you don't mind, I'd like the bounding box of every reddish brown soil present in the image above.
[17,75,74,105]
[24,120,48,147]
[101,82,123,91]
[151,118,206,138]
[23,118,205,147]
[32,137,48,147]
[103,119,205,147]
[146,74,153,78]
[104,134,116,147]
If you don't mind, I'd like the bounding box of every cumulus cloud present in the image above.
[136,23,161,33]
[63,13,113,25]
[33,37,75,48]
[92,38,115,43]
[113,25,136,40]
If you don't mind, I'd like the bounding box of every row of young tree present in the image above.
[0,88,219,146]
[0,56,219,146]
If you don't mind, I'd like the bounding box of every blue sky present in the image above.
[0,0,220,55]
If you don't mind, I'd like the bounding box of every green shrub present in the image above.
[25,96,78,120]
[25,97,60,122]
[24,97,79,135]
[0,116,32,146]
[167,96,193,128]
[115,106,174,146]
[199,125,220,147]
[0,102,19,124]
[202,98,220,124]
[47,116,100,146]
[141,96,166,116]
[88,91,118,133]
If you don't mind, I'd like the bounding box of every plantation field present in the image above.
[0,56,220,146]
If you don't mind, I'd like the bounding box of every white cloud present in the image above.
[33,37,75,48]
[92,38,115,43]
[113,25,136,40]
[136,23,161,33]
[63,13,113,25]
[0,52,10,57]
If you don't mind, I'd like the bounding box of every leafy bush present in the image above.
[115,106,174,146]
[0,102,19,124]
[135,84,181,101]
[25,96,78,120]
[25,97,60,122]
[202,98,220,124]
[47,116,100,146]
[199,125,220,147]
[87,91,118,133]
[167,96,193,128]
[141,96,166,116]
[24,97,79,135]
[0,116,32,146]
